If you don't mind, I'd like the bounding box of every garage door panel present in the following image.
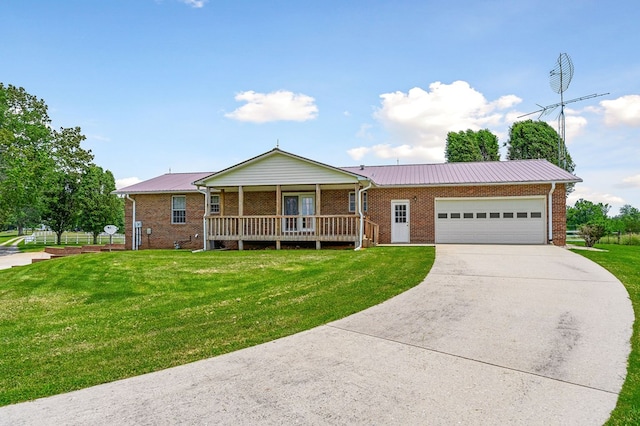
[435,198,545,244]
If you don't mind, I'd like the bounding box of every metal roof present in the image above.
[114,172,213,194]
[341,159,581,186]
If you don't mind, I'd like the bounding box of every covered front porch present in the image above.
[203,184,378,250]
[207,214,379,249]
[193,148,378,250]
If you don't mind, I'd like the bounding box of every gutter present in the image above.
[125,194,136,250]
[355,181,373,251]
[548,182,556,243]
[197,186,208,251]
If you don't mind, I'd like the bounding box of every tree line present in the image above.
[0,83,123,244]
[444,120,575,175]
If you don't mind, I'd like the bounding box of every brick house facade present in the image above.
[116,149,580,250]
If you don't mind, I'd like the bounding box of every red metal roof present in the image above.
[115,172,213,194]
[341,159,581,186]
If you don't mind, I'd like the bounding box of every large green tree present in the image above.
[616,204,640,233]
[505,120,575,174]
[445,129,500,163]
[77,165,123,243]
[41,127,94,244]
[0,84,54,234]
[566,198,610,229]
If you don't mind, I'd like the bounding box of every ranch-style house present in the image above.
[115,148,581,250]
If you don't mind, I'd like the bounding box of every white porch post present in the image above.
[276,185,281,250]
[316,184,321,250]
[238,185,244,250]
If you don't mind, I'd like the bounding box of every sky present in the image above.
[2,0,639,214]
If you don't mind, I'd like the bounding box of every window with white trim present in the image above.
[172,195,186,224]
[349,191,368,213]
[210,194,220,214]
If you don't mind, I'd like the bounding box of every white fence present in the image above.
[24,231,125,245]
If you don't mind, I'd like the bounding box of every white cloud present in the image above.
[87,134,111,143]
[567,186,625,207]
[116,177,142,189]
[620,174,640,188]
[180,0,207,8]
[600,95,640,127]
[349,81,521,163]
[225,90,318,123]
[544,110,588,144]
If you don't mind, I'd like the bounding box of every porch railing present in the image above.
[207,215,378,245]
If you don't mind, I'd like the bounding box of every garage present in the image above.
[435,197,546,244]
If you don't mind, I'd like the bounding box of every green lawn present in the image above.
[572,244,640,425]
[0,230,19,245]
[0,247,434,406]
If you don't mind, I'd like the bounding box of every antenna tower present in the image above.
[518,53,608,169]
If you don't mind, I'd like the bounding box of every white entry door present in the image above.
[391,200,410,243]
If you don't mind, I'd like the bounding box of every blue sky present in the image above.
[2,0,639,214]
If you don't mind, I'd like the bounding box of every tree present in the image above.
[445,129,500,163]
[0,84,54,234]
[617,204,640,233]
[475,129,500,161]
[505,120,575,174]
[566,198,610,229]
[41,127,94,244]
[77,165,123,243]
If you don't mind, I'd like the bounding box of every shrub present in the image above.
[579,223,607,247]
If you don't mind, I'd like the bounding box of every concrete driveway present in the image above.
[0,245,633,425]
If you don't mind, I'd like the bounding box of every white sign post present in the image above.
[104,225,118,252]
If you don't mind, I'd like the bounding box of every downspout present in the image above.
[548,182,556,244]
[197,186,208,251]
[125,194,136,251]
[355,181,372,251]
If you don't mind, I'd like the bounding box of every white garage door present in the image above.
[435,197,546,244]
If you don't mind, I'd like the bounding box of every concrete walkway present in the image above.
[0,245,633,425]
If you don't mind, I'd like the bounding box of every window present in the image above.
[476,213,487,219]
[437,213,448,219]
[349,192,368,213]
[172,195,186,224]
[210,194,220,214]
[517,212,528,218]
[450,213,461,219]
[463,213,473,219]
[503,212,514,219]
[531,212,542,218]
[394,204,407,223]
[490,212,500,218]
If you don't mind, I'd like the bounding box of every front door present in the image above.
[391,200,410,243]
[283,194,315,232]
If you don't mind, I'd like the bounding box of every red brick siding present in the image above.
[321,189,352,215]
[366,184,567,245]
[124,193,205,250]
[123,184,568,249]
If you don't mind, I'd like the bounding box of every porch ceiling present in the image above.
[211,183,361,192]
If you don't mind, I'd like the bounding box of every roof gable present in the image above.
[195,149,366,187]
[341,159,581,186]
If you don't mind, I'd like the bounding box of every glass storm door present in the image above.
[300,195,315,231]
[284,196,299,232]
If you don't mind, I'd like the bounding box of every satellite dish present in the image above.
[518,53,608,171]
[550,53,574,94]
[104,225,118,235]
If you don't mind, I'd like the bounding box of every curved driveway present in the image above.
[0,245,633,425]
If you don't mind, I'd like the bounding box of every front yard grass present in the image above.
[572,244,640,425]
[0,247,434,406]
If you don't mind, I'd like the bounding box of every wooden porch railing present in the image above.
[207,215,378,245]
